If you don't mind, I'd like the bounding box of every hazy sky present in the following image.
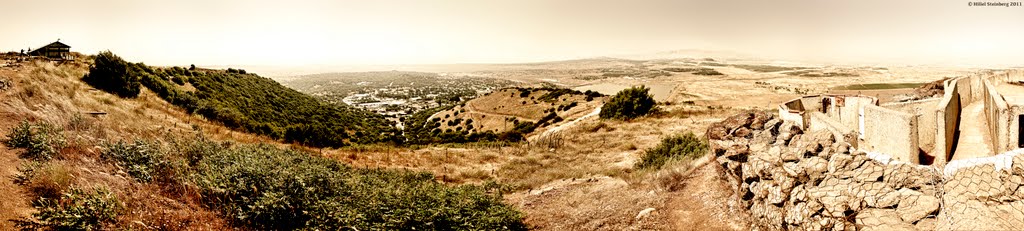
[3,0,1023,67]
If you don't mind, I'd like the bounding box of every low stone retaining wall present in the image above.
[709,111,942,230]
[937,149,1024,230]
[710,111,1024,230]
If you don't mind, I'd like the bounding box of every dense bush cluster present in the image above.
[17,187,122,231]
[100,140,167,182]
[82,51,141,98]
[599,86,657,120]
[192,143,525,230]
[513,87,603,102]
[402,87,602,145]
[77,51,399,148]
[3,120,65,160]
[403,105,537,144]
[636,132,708,169]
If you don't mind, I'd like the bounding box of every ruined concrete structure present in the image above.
[779,70,1024,167]
[709,70,1024,230]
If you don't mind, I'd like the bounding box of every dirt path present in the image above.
[0,146,32,229]
[666,160,750,230]
[952,103,993,160]
[532,107,601,140]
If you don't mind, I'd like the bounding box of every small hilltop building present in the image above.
[29,40,72,61]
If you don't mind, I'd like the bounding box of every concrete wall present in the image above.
[837,96,877,136]
[935,78,961,166]
[1002,71,1024,153]
[982,78,1011,153]
[883,98,940,156]
[808,111,857,145]
[862,104,919,163]
[779,95,878,149]
[779,107,804,128]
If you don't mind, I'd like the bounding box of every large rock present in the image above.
[853,161,885,183]
[733,127,753,139]
[832,141,851,155]
[750,181,771,200]
[767,184,787,205]
[745,159,773,180]
[833,220,857,231]
[751,201,785,228]
[722,112,755,130]
[722,144,750,165]
[1014,154,1024,175]
[780,148,801,162]
[871,189,903,208]
[789,185,808,203]
[801,157,829,181]
[807,185,859,217]
[774,122,803,145]
[896,192,939,223]
[858,182,895,208]
[804,216,837,231]
[707,125,729,140]
[760,146,783,165]
[782,162,805,178]
[763,118,783,134]
[750,132,773,152]
[915,217,937,230]
[750,110,773,130]
[855,209,917,231]
[784,202,815,225]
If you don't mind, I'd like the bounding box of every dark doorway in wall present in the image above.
[1018,115,1024,148]
[919,148,934,165]
[821,97,831,114]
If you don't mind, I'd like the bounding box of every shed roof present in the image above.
[30,41,70,53]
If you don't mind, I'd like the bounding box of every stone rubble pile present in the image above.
[708,111,942,231]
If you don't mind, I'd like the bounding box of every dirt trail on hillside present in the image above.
[0,145,32,229]
[532,107,601,140]
[666,160,750,230]
[508,157,749,230]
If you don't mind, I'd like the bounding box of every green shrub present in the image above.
[100,140,164,182]
[635,132,708,169]
[134,64,397,147]
[21,187,121,230]
[15,162,75,199]
[192,144,526,230]
[599,86,656,120]
[83,51,140,98]
[3,120,65,160]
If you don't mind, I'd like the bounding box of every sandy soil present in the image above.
[0,145,33,230]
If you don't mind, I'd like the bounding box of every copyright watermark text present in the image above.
[968,1,1022,6]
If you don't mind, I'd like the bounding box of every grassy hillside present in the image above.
[132,63,399,147]
[403,87,605,144]
[0,56,525,230]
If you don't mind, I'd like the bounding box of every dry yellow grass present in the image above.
[0,59,268,229]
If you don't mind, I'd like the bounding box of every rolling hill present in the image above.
[403,87,605,144]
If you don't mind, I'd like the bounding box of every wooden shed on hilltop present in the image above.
[29,41,72,60]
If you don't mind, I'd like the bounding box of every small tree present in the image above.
[599,85,656,120]
[82,51,140,98]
